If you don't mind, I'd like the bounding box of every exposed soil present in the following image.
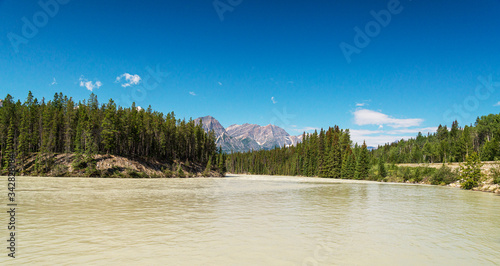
[8,153,223,178]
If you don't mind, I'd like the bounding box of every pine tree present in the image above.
[348,152,356,179]
[355,141,370,180]
[460,152,482,189]
[330,134,342,178]
[17,99,30,172]
[101,99,117,154]
[341,147,350,179]
[203,156,212,177]
[4,120,15,169]
[378,157,387,179]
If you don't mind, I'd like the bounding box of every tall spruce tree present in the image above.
[355,141,370,180]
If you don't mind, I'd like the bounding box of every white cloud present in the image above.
[349,127,438,147]
[356,103,365,107]
[79,76,102,92]
[494,101,500,106]
[218,81,222,86]
[50,78,57,86]
[354,109,423,128]
[271,96,277,104]
[189,91,196,96]
[116,73,141,87]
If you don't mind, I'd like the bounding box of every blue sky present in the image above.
[1,0,500,146]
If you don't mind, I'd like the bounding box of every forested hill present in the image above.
[0,92,220,175]
[373,115,500,164]
[227,114,500,179]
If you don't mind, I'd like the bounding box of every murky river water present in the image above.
[1,175,499,265]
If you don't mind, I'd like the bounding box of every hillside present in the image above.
[4,153,223,178]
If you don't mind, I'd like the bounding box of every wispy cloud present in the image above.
[271,96,277,104]
[50,78,57,86]
[350,107,434,146]
[79,76,102,92]
[354,109,423,128]
[494,101,500,106]
[349,127,437,146]
[218,81,222,86]
[355,103,365,107]
[189,91,197,96]
[116,73,141,87]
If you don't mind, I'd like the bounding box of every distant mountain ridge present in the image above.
[194,116,303,153]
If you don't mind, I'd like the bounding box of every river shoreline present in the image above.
[229,173,500,194]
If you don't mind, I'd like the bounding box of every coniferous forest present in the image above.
[0,92,224,177]
[227,115,500,184]
[2,92,500,184]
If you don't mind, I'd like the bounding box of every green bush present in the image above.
[177,166,186,178]
[164,169,174,178]
[71,153,87,170]
[489,165,500,184]
[430,165,458,185]
[85,162,101,177]
[126,169,148,178]
[461,179,477,190]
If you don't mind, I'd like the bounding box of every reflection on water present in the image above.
[1,175,499,265]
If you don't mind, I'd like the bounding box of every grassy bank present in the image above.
[1,153,224,178]
[382,162,500,194]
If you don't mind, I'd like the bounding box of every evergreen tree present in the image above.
[355,141,370,180]
[460,152,482,190]
[378,157,387,179]
[330,134,342,178]
[4,120,15,169]
[203,156,212,177]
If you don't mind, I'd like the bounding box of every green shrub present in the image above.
[489,165,500,184]
[164,169,174,178]
[177,166,186,178]
[52,165,68,177]
[461,179,477,190]
[85,162,101,177]
[72,153,87,170]
[126,169,148,178]
[430,165,458,185]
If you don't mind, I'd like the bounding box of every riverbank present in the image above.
[2,153,223,178]
[396,162,500,194]
[229,161,500,194]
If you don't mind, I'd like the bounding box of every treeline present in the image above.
[228,115,500,180]
[0,92,221,175]
[227,126,371,179]
[373,115,500,164]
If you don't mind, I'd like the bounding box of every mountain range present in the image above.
[194,116,303,153]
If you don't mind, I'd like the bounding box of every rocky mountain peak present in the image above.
[197,116,303,152]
